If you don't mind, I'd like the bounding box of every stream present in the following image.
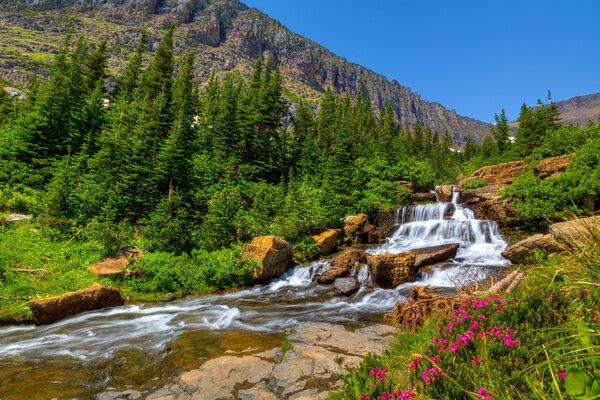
[0,189,510,399]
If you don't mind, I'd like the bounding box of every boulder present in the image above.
[241,236,292,283]
[27,284,124,325]
[549,216,600,250]
[501,234,563,264]
[367,227,388,244]
[87,246,144,277]
[435,185,454,203]
[409,192,437,203]
[412,243,460,268]
[4,213,33,223]
[468,160,525,185]
[315,248,366,284]
[341,214,368,239]
[536,154,572,179]
[333,277,360,296]
[311,229,338,256]
[366,252,416,287]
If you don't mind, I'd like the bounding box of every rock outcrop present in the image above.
[435,185,454,203]
[468,161,525,185]
[315,248,366,284]
[27,284,124,325]
[146,322,396,400]
[366,252,416,288]
[501,234,563,264]
[549,216,600,250]
[413,243,460,268]
[409,192,437,203]
[536,154,572,179]
[241,236,292,283]
[311,229,338,256]
[461,184,511,223]
[87,246,144,277]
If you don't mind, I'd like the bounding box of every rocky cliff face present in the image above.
[0,0,491,144]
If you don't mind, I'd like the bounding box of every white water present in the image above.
[0,187,509,363]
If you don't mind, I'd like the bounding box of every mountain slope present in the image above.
[553,92,600,126]
[0,0,491,144]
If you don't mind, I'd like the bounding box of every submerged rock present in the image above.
[333,277,360,296]
[502,234,562,264]
[241,236,293,283]
[311,229,338,255]
[366,252,416,287]
[413,243,460,268]
[27,284,124,325]
[315,248,366,284]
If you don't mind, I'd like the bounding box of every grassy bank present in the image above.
[332,233,600,399]
[0,220,259,324]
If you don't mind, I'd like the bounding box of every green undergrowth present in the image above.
[0,221,256,324]
[332,233,600,399]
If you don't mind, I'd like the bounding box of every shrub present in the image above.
[461,178,487,190]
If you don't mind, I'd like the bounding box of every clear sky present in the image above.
[242,0,600,122]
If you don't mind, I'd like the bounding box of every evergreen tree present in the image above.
[493,109,510,154]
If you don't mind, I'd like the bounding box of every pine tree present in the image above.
[116,29,148,100]
[493,109,510,154]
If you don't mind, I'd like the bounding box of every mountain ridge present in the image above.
[0,0,492,144]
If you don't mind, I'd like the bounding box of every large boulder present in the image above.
[366,252,416,288]
[413,243,460,268]
[312,230,338,256]
[549,216,600,250]
[241,236,292,283]
[27,284,124,325]
[87,246,144,277]
[501,234,563,264]
[334,277,360,296]
[341,214,368,240]
[315,248,366,284]
[536,154,572,179]
[468,160,525,185]
[435,185,454,203]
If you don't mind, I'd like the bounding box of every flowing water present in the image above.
[0,188,509,399]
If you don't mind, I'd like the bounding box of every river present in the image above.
[0,189,509,399]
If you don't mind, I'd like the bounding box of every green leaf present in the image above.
[565,368,586,396]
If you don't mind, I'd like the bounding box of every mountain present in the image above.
[552,92,600,126]
[0,0,491,144]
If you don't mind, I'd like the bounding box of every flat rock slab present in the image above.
[146,322,396,400]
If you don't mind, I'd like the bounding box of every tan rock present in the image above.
[315,248,366,284]
[87,246,144,277]
[178,355,273,399]
[536,154,572,179]
[311,230,338,256]
[397,180,414,192]
[409,192,437,203]
[413,243,460,268]
[341,214,368,239]
[549,216,600,250]
[435,185,454,203]
[461,184,510,222]
[468,160,525,185]
[366,252,417,287]
[501,234,563,264]
[241,236,292,283]
[27,284,124,325]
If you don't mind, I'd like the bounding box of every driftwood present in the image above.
[387,269,526,332]
[10,267,48,280]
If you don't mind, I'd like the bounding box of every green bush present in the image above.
[461,178,487,190]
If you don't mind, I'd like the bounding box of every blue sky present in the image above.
[242,0,600,122]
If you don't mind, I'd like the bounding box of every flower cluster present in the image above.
[476,386,493,400]
[360,367,417,400]
[369,368,387,382]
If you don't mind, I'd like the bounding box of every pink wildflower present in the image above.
[558,368,566,380]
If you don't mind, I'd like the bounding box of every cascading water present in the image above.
[0,187,509,398]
